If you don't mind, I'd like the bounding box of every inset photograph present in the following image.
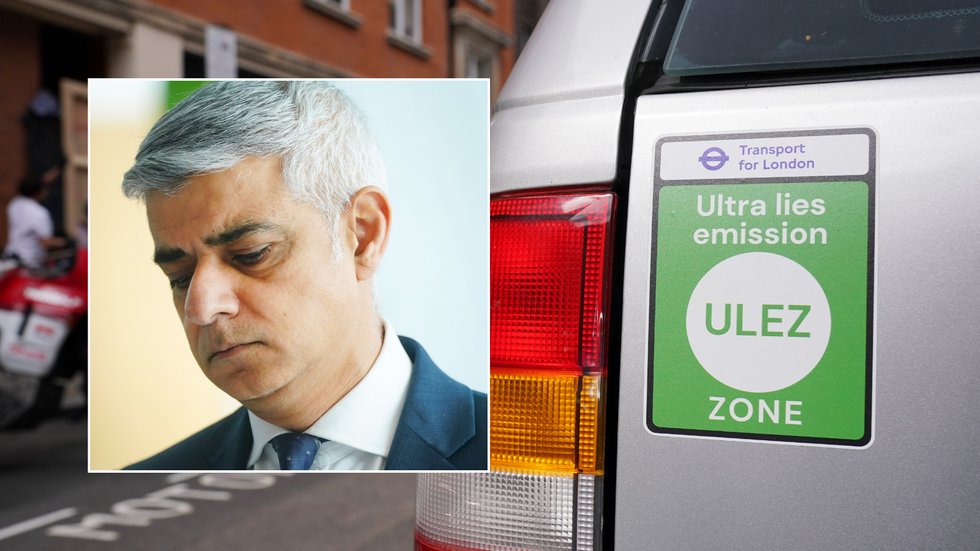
[89,79,488,471]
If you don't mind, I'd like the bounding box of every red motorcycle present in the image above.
[0,247,87,429]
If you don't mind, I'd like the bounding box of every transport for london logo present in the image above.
[698,147,729,171]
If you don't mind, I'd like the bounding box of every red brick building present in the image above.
[0,0,522,241]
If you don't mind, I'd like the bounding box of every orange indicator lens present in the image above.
[491,372,603,474]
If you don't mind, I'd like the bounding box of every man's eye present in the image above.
[170,273,192,291]
[235,246,271,267]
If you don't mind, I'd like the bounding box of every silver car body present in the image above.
[492,0,980,549]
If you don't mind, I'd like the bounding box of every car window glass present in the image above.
[664,0,980,76]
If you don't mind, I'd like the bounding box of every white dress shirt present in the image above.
[247,319,413,470]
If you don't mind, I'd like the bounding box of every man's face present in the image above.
[146,157,361,412]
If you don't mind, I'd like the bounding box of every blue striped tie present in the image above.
[269,433,324,470]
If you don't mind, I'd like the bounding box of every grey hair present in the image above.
[122,81,387,258]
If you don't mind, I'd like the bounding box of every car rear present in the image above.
[418,0,980,549]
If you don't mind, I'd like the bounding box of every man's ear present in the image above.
[346,186,391,282]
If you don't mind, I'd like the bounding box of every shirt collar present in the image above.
[246,318,413,467]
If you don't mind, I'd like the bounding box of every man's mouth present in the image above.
[209,342,259,362]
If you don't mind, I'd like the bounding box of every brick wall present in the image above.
[0,10,42,245]
[150,0,450,77]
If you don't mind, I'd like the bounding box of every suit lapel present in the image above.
[201,407,254,469]
[385,337,476,470]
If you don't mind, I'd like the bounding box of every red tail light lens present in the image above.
[417,191,616,551]
[490,194,614,373]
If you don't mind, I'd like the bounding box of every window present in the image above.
[665,0,980,76]
[303,0,362,29]
[466,51,492,78]
[387,0,430,59]
[389,0,422,42]
[450,8,513,102]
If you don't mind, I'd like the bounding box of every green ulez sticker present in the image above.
[651,181,868,442]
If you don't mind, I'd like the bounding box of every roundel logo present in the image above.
[698,147,729,171]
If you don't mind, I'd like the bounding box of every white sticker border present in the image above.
[645,127,878,450]
[660,133,870,181]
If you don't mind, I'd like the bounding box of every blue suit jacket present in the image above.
[125,337,487,470]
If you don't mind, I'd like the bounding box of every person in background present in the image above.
[5,171,67,267]
[22,88,65,237]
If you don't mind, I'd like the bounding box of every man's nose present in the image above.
[183,261,240,326]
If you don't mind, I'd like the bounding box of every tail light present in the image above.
[416,191,616,551]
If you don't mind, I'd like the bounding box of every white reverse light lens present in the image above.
[416,471,599,551]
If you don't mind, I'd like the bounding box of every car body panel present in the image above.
[491,95,624,193]
[496,0,649,110]
[491,0,650,194]
[617,72,980,549]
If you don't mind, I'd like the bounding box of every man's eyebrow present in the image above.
[203,221,282,247]
[153,222,283,266]
[153,247,189,266]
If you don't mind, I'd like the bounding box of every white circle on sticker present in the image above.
[686,252,831,393]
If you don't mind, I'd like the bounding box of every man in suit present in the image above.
[120,81,486,470]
